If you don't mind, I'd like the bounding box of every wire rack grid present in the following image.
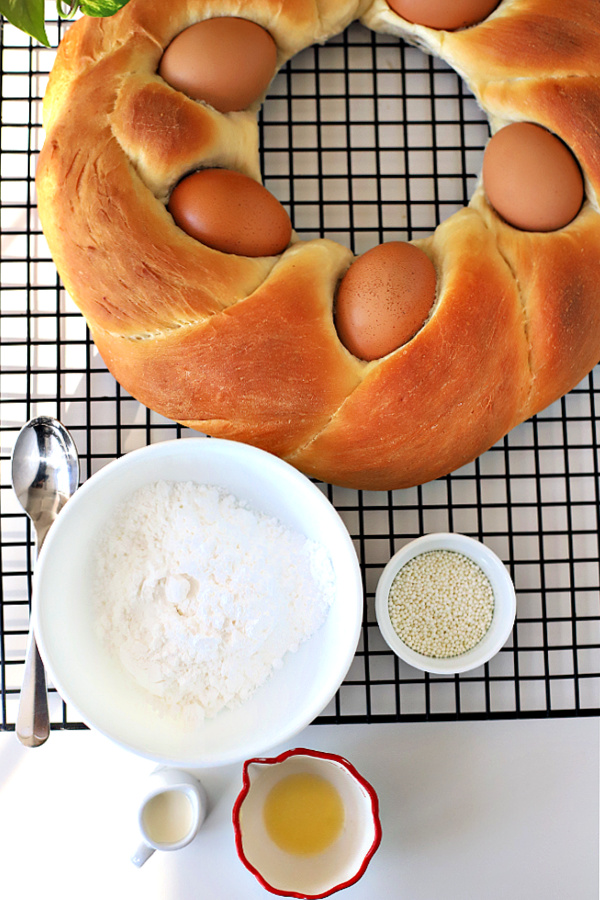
[1,13,599,732]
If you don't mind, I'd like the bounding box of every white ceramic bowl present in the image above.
[375,532,516,675]
[33,438,362,767]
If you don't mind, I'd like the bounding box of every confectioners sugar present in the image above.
[94,480,335,719]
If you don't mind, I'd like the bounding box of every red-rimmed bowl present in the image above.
[232,747,382,898]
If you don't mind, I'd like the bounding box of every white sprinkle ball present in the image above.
[387,549,494,658]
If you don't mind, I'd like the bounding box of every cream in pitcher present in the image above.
[131,767,207,868]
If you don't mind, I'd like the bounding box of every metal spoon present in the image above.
[11,416,80,747]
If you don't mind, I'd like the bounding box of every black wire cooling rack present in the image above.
[1,14,599,731]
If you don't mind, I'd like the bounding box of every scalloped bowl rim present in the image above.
[232,747,382,898]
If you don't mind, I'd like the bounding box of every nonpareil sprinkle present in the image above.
[388,549,494,658]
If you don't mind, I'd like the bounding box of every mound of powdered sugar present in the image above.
[94,480,336,720]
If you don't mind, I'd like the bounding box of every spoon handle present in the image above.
[16,522,53,748]
[16,627,50,747]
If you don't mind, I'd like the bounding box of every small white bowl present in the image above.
[33,438,363,767]
[375,532,516,675]
[233,748,381,898]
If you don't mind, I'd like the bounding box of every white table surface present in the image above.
[0,718,597,900]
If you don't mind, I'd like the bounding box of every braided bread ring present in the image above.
[36,0,600,489]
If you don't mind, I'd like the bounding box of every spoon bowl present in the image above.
[12,416,80,544]
[11,416,79,746]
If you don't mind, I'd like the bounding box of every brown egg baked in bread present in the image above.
[36,0,600,490]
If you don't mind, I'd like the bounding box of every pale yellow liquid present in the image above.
[263,772,345,856]
[142,790,193,844]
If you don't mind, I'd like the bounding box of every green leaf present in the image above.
[56,0,81,19]
[79,0,131,16]
[0,0,50,46]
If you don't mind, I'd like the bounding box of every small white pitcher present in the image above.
[131,766,208,867]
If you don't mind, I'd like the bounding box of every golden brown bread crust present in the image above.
[36,0,600,489]
[290,208,532,486]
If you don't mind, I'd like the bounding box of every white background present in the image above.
[0,719,597,900]
[1,16,599,900]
